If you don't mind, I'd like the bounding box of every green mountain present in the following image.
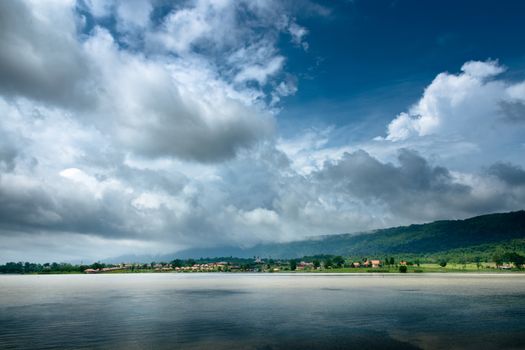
[107,211,525,262]
[172,210,525,259]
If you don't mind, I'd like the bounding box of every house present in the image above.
[297,261,314,270]
[352,262,361,268]
[370,260,381,268]
[84,268,98,274]
[399,261,408,266]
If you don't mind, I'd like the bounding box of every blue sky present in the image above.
[0,0,524,262]
[280,0,525,133]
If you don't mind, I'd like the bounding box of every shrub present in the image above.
[399,265,408,273]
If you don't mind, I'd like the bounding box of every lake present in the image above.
[1,273,525,349]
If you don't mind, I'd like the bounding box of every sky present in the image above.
[1,0,525,263]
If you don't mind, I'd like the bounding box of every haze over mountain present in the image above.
[105,211,525,262]
[1,1,525,263]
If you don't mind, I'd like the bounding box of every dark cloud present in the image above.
[315,149,505,221]
[318,149,467,199]
[0,2,94,108]
[0,175,126,237]
[488,162,525,186]
[117,94,274,162]
[0,146,17,172]
[499,101,525,123]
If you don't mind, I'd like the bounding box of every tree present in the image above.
[290,259,297,271]
[313,259,320,269]
[493,252,503,268]
[91,261,104,270]
[324,257,333,269]
[333,256,345,268]
[503,252,525,269]
[171,259,183,268]
[415,259,420,267]
[439,259,447,268]
[399,265,408,273]
[389,257,395,266]
[474,256,482,270]
[458,256,467,269]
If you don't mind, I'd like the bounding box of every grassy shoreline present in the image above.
[4,267,525,275]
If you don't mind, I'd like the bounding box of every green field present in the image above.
[300,263,523,273]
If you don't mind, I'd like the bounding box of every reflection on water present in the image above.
[1,273,525,349]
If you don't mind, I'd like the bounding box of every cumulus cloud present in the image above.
[380,60,525,170]
[316,149,488,221]
[1,121,524,262]
[0,1,93,107]
[0,1,524,262]
[488,162,525,187]
[386,60,507,141]
[0,0,313,261]
[0,0,305,163]
[81,27,275,161]
[461,60,505,78]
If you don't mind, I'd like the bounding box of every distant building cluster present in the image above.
[78,255,523,274]
[296,261,315,270]
[351,259,382,268]
[84,265,132,274]
[174,262,228,272]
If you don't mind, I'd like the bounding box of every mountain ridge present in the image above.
[104,210,525,262]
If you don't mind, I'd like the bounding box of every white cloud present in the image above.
[461,59,505,78]
[506,81,525,101]
[115,0,152,29]
[288,22,309,50]
[385,60,518,142]
[83,0,113,18]
[234,56,285,85]
[380,60,525,171]
[238,208,279,226]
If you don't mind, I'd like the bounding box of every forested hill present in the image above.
[107,211,525,261]
[174,210,525,259]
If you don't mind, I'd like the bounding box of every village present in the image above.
[79,257,516,274]
[2,254,523,275]
[83,258,389,274]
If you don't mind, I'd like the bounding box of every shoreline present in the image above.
[3,270,525,276]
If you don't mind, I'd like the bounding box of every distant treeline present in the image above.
[0,262,109,274]
[2,247,525,274]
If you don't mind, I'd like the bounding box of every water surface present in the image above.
[1,273,525,349]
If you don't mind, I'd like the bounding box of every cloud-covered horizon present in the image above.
[1,1,524,262]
